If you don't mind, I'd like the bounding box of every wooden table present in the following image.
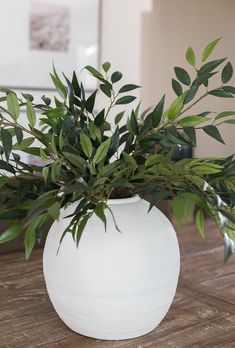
[1,220,235,348]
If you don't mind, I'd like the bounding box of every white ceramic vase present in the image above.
[43,196,180,340]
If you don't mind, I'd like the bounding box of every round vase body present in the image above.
[43,196,180,340]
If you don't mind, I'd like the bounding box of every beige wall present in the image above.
[141,0,235,157]
[98,0,152,115]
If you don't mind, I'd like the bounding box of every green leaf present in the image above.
[72,71,81,98]
[75,215,90,246]
[62,152,86,170]
[51,65,68,99]
[92,137,111,165]
[7,92,20,120]
[54,96,63,108]
[172,79,183,96]
[85,65,103,79]
[102,62,111,72]
[41,95,51,105]
[59,127,64,150]
[166,95,184,119]
[202,38,221,62]
[100,83,112,97]
[48,202,61,220]
[40,148,50,161]
[215,111,235,120]
[174,67,191,86]
[0,225,22,244]
[172,194,195,226]
[0,87,14,94]
[186,46,196,66]
[122,151,137,167]
[192,71,218,88]
[24,227,36,260]
[152,95,165,127]
[80,132,93,158]
[22,93,34,102]
[208,89,233,98]
[224,233,234,262]
[50,162,62,182]
[62,73,75,107]
[115,111,125,125]
[183,127,196,146]
[94,203,107,231]
[13,137,34,150]
[139,113,152,135]
[119,84,140,93]
[222,86,235,94]
[101,162,121,177]
[94,109,105,126]
[192,164,222,175]
[64,183,89,195]
[51,132,57,155]
[50,73,67,100]
[224,119,235,124]
[0,159,15,174]
[43,106,67,118]
[198,58,226,76]
[26,100,36,128]
[184,86,198,104]
[178,115,208,127]
[129,110,139,135]
[109,127,120,155]
[195,210,205,238]
[85,90,98,113]
[111,71,122,83]
[0,209,27,220]
[145,154,163,167]
[1,128,12,162]
[88,122,101,142]
[42,166,49,182]
[203,125,225,144]
[221,61,233,84]
[15,126,23,145]
[115,95,136,105]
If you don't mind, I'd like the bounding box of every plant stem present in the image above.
[178,91,208,117]
[105,92,119,121]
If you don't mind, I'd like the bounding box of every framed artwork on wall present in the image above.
[0,0,100,91]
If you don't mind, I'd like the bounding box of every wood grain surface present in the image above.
[0,219,234,348]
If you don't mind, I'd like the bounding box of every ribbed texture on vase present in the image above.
[43,199,180,340]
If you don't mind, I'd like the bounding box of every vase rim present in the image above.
[107,195,140,205]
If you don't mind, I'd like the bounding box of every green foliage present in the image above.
[0,39,234,261]
[26,100,36,128]
[174,67,191,86]
[7,92,20,120]
[195,210,205,238]
[202,37,221,62]
[186,47,196,67]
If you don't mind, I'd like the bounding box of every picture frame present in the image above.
[0,0,100,91]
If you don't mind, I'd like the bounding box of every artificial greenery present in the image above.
[0,39,234,261]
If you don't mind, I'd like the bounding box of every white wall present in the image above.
[141,0,235,157]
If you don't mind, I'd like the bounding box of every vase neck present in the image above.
[107,195,140,205]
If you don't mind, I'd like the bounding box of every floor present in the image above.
[0,219,234,348]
